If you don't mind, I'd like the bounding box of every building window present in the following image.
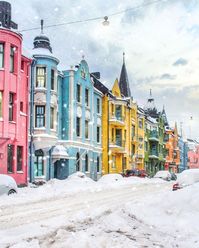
[0,91,2,118]
[50,107,54,129]
[36,67,46,88]
[139,119,143,129]
[76,117,81,137]
[97,126,100,143]
[81,68,86,79]
[35,106,45,127]
[17,146,23,171]
[132,125,135,138]
[112,128,114,142]
[77,84,81,103]
[112,155,116,168]
[85,120,89,139]
[51,69,55,90]
[111,103,114,116]
[9,93,14,121]
[85,88,89,107]
[122,157,127,170]
[20,102,23,112]
[124,130,127,140]
[7,144,14,173]
[97,98,100,113]
[10,46,15,73]
[21,60,25,71]
[97,157,100,173]
[34,149,44,177]
[0,43,4,68]
[76,152,80,171]
[85,154,89,172]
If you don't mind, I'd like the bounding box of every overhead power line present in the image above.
[19,0,168,32]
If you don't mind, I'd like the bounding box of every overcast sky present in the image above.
[9,0,199,140]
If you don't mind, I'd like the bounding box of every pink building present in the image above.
[188,145,199,169]
[0,1,31,185]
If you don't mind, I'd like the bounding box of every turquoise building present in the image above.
[29,21,68,182]
[59,58,103,180]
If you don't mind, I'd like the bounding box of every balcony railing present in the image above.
[109,139,126,148]
[148,130,159,142]
[110,115,125,123]
[149,149,159,158]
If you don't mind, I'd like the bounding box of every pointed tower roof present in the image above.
[112,78,121,97]
[119,52,131,97]
[33,20,52,53]
[144,89,158,118]
[162,105,169,126]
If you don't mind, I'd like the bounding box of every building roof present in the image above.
[119,53,131,97]
[33,20,52,53]
[162,105,169,126]
[144,89,159,118]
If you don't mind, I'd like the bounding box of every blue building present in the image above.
[59,58,103,180]
[178,135,188,172]
[29,21,68,182]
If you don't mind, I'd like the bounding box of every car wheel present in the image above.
[8,189,16,195]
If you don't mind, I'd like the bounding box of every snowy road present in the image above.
[0,175,198,248]
[0,181,172,248]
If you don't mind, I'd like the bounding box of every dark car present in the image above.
[122,169,148,178]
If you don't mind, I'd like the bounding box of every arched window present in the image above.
[34,149,44,177]
[85,154,89,172]
[97,156,100,173]
[76,152,80,171]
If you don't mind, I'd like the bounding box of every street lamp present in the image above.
[102,16,109,26]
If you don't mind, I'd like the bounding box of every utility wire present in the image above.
[19,0,168,32]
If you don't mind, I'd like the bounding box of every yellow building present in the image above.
[101,53,139,174]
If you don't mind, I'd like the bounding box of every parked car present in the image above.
[0,174,18,196]
[154,170,173,181]
[173,169,199,191]
[122,169,148,178]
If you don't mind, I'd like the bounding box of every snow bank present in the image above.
[98,173,124,183]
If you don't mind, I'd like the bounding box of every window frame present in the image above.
[36,67,46,88]
[7,144,14,173]
[85,88,89,107]
[9,93,14,122]
[17,146,23,171]
[0,43,4,68]
[97,98,100,114]
[35,105,45,128]
[76,117,81,137]
[10,46,15,73]
[34,149,44,177]
[85,120,89,139]
[76,84,81,103]
[0,91,2,118]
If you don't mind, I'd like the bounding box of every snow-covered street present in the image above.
[0,174,198,248]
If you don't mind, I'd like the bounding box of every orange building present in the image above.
[164,123,180,172]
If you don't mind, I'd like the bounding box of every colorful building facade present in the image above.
[165,123,180,172]
[0,1,31,185]
[144,93,166,175]
[178,136,188,172]
[60,58,103,181]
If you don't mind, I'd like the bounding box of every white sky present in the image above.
[9,0,199,139]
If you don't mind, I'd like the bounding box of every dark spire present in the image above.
[0,1,18,29]
[162,105,169,126]
[119,52,131,97]
[33,19,52,53]
[144,89,159,118]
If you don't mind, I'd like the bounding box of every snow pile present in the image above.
[125,182,199,247]
[98,173,124,183]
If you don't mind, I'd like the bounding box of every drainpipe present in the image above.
[29,59,36,183]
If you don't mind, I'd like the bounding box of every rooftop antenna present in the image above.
[123,52,125,64]
[41,19,44,34]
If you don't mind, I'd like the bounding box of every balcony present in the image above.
[149,150,159,159]
[109,115,125,126]
[148,130,159,142]
[109,139,126,152]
